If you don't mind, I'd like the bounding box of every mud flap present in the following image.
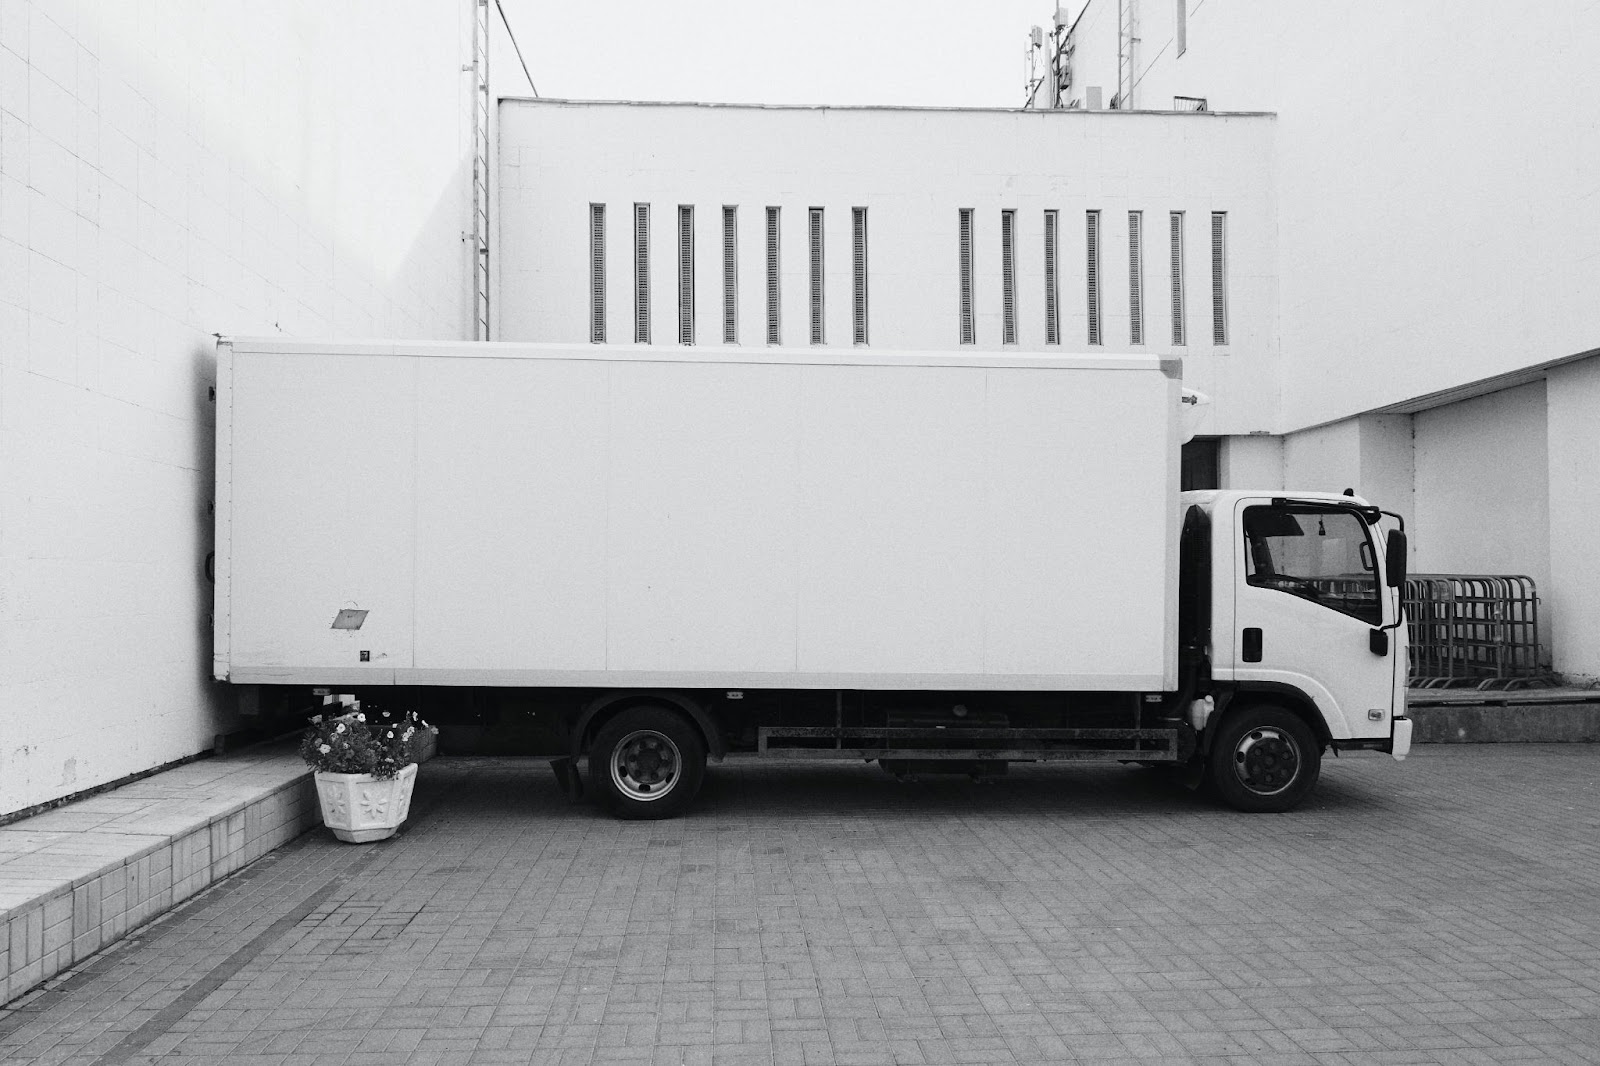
[550,757,584,801]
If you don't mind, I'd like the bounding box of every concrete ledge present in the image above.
[0,744,315,1005]
[1411,703,1600,743]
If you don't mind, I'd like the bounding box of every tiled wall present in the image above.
[1,775,316,1004]
[0,1,475,816]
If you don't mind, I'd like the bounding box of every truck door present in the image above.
[1231,500,1396,739]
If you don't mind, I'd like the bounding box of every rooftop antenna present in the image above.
[1024,6,1076,109]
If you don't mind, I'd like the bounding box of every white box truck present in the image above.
[213,339,1413,817]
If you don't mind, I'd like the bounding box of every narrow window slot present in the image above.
[766,207,781,345]
[589,203,605,343]
[1128,210,1144,345]
[1211,211,1228,346]
[852,207,869,345]
[1044,210,1060,345]
[808,207,825,345]
[958,208,975,345]
[634,203,650,344]
[1001,209,1017,345]
[723,207,738,343]
[678,205,695,345]
[1170,211,1186,346]
[1086,210,1102,345]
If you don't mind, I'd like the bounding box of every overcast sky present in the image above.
[493,0,1070,108]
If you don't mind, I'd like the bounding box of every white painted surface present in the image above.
[1412,383,1551,664]
[0,3,474,816]
[494,100,1280,438]
[217,340,1182,691]
[1283,421,1363,497]
[1196,488,1401,740]
[1218,435,1283,491]
[1546,356,1600,681]
[1067,0,1600,429]
[1060,1,1597,674]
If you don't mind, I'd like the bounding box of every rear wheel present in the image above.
[1207,705,1320,812]
[589,707,706,820]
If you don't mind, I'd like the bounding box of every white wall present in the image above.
[496,100,1279,437]
[0,1,476,815]
[1069,0,1600,430]
[1412,383,1551,664]
[1546,356,1600,681]
[1282,420,1362,496]
[1219,434,1282,491]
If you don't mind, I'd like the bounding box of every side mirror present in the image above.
[1385,529,1408,589]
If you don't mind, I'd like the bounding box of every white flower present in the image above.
[335,723,346,734]
[355,713,366,722]
[318,743,331,754]
[403,727,415,740]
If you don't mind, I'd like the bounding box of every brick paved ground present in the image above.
[1,746,1597,1065]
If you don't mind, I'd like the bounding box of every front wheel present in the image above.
[589,706,706,819]
[1207,706,1320,812]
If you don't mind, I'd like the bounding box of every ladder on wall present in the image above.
[1117,0,1138,110]
[470,0,491,340]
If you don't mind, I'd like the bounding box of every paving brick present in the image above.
[4,749,1600,1064]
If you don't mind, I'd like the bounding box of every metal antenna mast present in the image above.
[1116,0,1138,109]
[1023,6,1075,109]
[470,0,491,339]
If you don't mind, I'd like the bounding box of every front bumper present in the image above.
[1387,716,1413,760]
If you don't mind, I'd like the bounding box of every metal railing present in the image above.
[1403,574,1549,688]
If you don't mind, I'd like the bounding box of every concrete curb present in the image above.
[0,748,317,1006]
[1411,703,1600,744]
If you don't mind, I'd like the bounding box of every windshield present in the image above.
[1243,506,1380,624]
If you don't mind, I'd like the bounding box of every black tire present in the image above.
[1207,705,1320,813]
[588,706,706,820]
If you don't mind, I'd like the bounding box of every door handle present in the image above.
[1242,627,1263,663]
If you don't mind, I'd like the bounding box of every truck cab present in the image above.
[1181,489,1413,810]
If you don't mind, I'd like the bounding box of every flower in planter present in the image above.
[299,703,432,779]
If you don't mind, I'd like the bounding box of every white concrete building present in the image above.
[0,2,479,816]
[1055,0,1600,681]
[496,99,1280,440]
[5,0,1595,818]
[496,0,1600,681]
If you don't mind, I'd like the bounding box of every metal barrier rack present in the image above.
[1403,574,1549,689]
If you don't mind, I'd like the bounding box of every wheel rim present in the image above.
[1231,726,1301,796]
[609,729,682,802]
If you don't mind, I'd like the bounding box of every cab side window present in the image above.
[1243,506,1380,625]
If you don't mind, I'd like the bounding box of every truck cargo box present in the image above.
[214,340,1182,691]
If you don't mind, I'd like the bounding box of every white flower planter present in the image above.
[313,763,418,843]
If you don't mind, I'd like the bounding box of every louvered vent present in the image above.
[678,206,695,345]
[1128,210,1144,345]
[1085,210,1102,346]
[1169,211,1186,346]
[958,208,975,345]
[852,207,868,345]
[722,206,737,343]
[1001,210,1017,345]
[633,203,650,344]
[808,208,824,345]
[1044,210,1060,345]
[765,207,781,345]
[589,203,605,343]
[1211,211,1228,345]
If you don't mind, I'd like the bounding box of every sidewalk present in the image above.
[1407,685,1600,742]
[0,744,315,1005]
